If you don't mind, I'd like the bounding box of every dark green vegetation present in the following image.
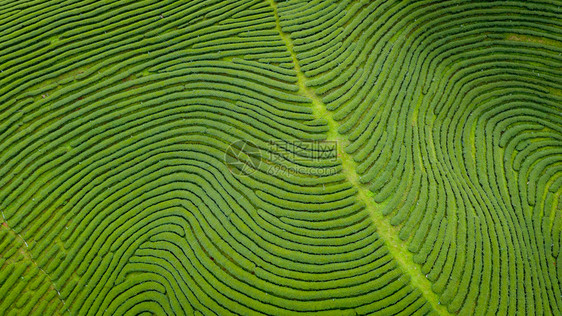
[0,0,561,314]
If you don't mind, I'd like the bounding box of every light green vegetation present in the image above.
[0,0,561,315]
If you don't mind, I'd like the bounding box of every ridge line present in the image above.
[267,1,449,314]
[0,213,69,313]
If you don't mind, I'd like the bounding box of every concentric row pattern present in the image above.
[0,0,560,315]
[278,0,562,314]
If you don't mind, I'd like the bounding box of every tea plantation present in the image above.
[0,0,560,315]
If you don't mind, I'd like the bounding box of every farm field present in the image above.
[0,0,561,315]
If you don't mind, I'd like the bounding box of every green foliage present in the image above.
[0,0,561,315]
